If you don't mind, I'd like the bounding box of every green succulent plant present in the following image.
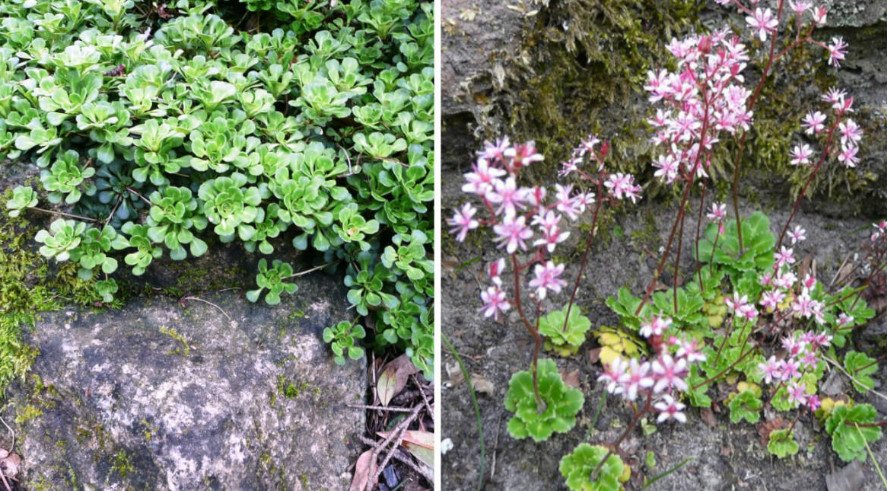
[198,173,266,240]
[504,359,585,442]
[767,429,799,459]
[322,321,366,365]
[825,403,883,462]
[560,443,625,491]
[40,149,96,204]
[246,259,297,305]
[1,0,434,378]
[35,219,87,262]
[539,306,592,357]
[5,186,38,218]
[146,186,209,260]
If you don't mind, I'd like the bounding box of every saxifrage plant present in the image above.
[450,1,885,488]
[3,0,434,376]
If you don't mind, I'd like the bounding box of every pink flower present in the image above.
[492,214,532,253]
[528,261,566,299]
[604,173,642,203]
[801,350,818,368]
[760,290,786,311]
[775,246,795,267]
[838,144,859,168]
[837,312,854,327]
[534,226,569,253]
[725,292,750,313]
[781,335,805,358]
[478,136,511,162]
[789,1,811,14]
[812,6,828,25]
[802,111,826,134]
[675,338,706,363]
[760,356,782,384]
[620,359,655,401]
[827,37,848,67]
[462,159,506,197]
[774,271,797,290]
[488,177,527,217]
[448,204,479,242]
[872,220,887,241]
[807,394,821,411]
[480,286,510,320]
[653,154,679,184]
[640,316,673,338]
[790,144,813,166]
[839,119,863,146]
[504,141,544,172]
[746,8,778,42]
[781,359,801,381]
[487,258,506,286]
[654,395,687,423]
[652,354,688,393]
[788,225,806,244]
[787,382,807,406]
[598,358,628,394]
[707,202,727,222]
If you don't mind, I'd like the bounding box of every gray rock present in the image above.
[826,461,867,491]
[6,285,365,490]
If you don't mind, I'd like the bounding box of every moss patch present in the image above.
[0,186,103,396]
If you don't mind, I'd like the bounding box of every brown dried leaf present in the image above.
[377,355,418,406]
[349,450,375,491]
[470,374,495,396]
[561,369,581,389]
[0,450,21,479]
[757,417,786,446]
[445,362,464,386]
[587,347,602,365]
[699,408,717,428]
[378,430,434,469]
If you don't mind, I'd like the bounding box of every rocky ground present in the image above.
[5,289,364,490]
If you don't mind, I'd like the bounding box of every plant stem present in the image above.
[730,0,786,253]
[510,254,544,410]
[591,391,653,481]
[30,206,99,223]
[562,181,604,334]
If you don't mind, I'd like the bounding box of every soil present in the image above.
[441,167,887,490]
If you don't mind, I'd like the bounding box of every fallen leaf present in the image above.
[377,355,418,406]
[378,430,434,469]
[699,408,717,428]
[561,369,581,389]
[587,347,601,364]
[757,417,786,446]
[470,374,495,395]
[349,450,375,491]
[446,362,464,386]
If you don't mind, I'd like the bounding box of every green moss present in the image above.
[111,450,134,479]
[300,473,309,488]
[276,375,319,399]
[0,187,103,395]
[14,404,43,425]
[159,325,192,357]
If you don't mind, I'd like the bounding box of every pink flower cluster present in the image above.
[795,88,861,168]
[450,137,642,321]
[759,330,832,410]
[598,316,706,424]
[645,28,753,185]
